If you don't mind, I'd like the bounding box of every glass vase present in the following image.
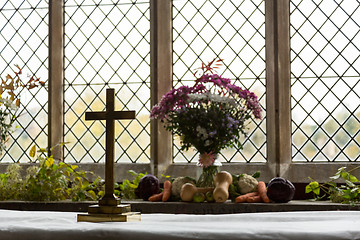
[197,165,219,188]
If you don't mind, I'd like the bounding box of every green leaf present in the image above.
[337,167,347,174]
[350,187,359,194]
[341,171,350,180]
[59,142,71,147]
[75,176,82,184]
[45,157,54,167]
[58,163,67,170]
[161,174,171,179]
[82,180,90,188]
[86,190,97,200]
[66,166,74,173]
[38,148,47,153]
[123,179,130,185]
[129,183,137,189]
[29,145,36,158]
[252,171,260,178]
[98,191,105,198]
[342,190,352,199]
[349,174,359,183]
[305,181,320,195]
[128,170,137,176]
[345,180,356,188]
[329,174,340,180]
[63,170,70,177]
[327,182,337,188]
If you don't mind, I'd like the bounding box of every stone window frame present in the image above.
[46,0,357,183]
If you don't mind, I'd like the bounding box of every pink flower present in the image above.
[198,152,217,167]
[195,74,230,89]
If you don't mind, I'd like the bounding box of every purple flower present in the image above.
[209,131,217,137]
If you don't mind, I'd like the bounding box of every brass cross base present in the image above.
[77,199,141,222]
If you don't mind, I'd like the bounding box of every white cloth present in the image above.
[0,209,360,240]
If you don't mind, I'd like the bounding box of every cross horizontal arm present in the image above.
[85,111,136,121]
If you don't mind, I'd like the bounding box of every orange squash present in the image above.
[180,183,198,202]
[213,171,232,203]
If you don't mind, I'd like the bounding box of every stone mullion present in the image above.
[265,0,292,178]
[150,0,173,177]
[48,0,64,160]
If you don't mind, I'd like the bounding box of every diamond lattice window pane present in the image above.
[291,0,360,162]
[64,1,150,163]
[173,0,266,163]
[0,1,49,163]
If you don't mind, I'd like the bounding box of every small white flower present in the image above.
[0,98,18,110]
[196,125,209,140]
[188,92,238,109]
[196,126,206,134]
[188,94,205,102]
[201,133,208,140]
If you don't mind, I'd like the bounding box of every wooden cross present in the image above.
[85,88,135,206]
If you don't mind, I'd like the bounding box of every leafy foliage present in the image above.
[306,166,360,204]
[0,164,23,200]
[119,170,146,199]
[0,143,151,201]
[0,144,104,201]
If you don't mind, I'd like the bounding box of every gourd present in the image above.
[180,183,214,202]
[180,183,198,202]
[171,176,196,199]
[213,171,232,203]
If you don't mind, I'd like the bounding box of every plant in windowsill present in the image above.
[0,143,105,201]
[0,64,44,156]
[150,59,262,187]
[306,166,360,205]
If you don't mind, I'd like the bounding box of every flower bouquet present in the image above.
[150,59,262,187]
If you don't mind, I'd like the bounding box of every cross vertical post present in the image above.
[103,88,116,205]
